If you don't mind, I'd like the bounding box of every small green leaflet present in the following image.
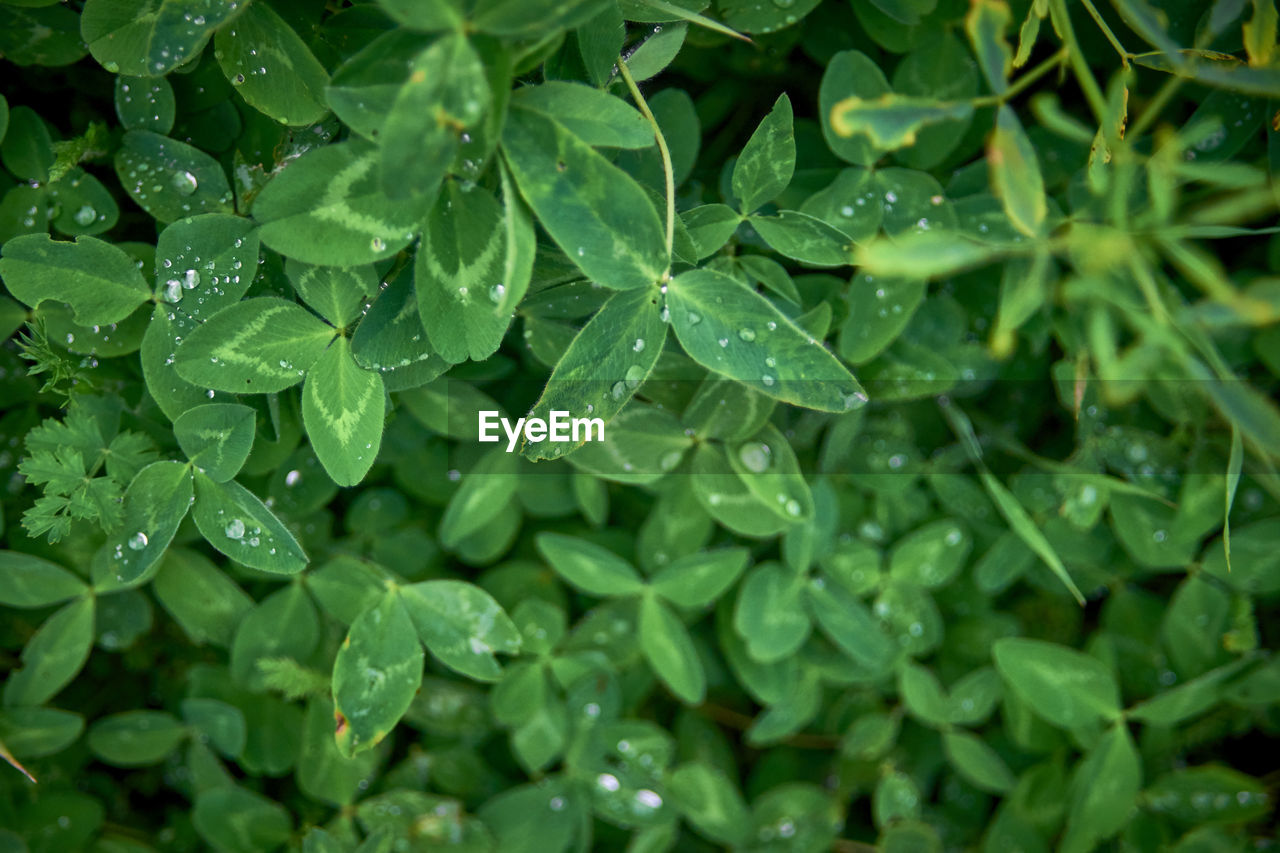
[416,181,515,363]
[992,637,1122,729]
[349,269,446,390]
[1060,723,1141,850]
[175,297,335,394]
[829,95,975,151]
[2,596,95,707]
[286,260,375,329]
[748,211,853,267]
[301,337,386,488]
[115,75,174,133]
[380,33,487,200]
[81,0,246,77]
[0,551,87,609]
[191,472,308,574]
[502,106,666,290]
[0,233,150,325]
[639,594,705,703]
[818,52,889,166]
[523,287,666,461]
[650,548,749,609]
[155,214,261,341]
[943,730,1016,794]
[470,0,613,37]
[230,583,320,689]
[96,460,193,587]
[535,532,645,597]
[192,786,292,853]
[152,548,254,647]
[375,0,464,30]
[667,268,866,412]
[509,81,654,149]
[400,580,522,682]
[213,2,329,126]
[438,448,519,548]
[667,763,751,846]
[965,0,1013,94]
[732,94,794,213]
[564,402,693,483]
[988,106,1047,237]
[174,403,255,482]
[114,130,235,223]
[734,562,810,662]
[332,590,423,757]
[88,711,188,767]
[252,140,430,266]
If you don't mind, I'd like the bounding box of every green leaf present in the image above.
[332,590,424,756]
[193,786,292,853]
[1144,765,1270,825]
[639,594,705,703]
[230,582,319,689]
[535,532,645,597]
[182,697,246,758]
[155,213,261,341]
[416,181,516,363]
[749,211,853,267]
[213,2,329,126]
[992,637,1121,729]
[81,0,245,76]
[174,404,256,483]
[734,562,810,663]
[718,0,822,33]
[175,297,335,394]
[807,575,896,674]
[988,106,1046,237]
[152,548,254,647]
[667,763,751,846]
[252,141,429,266]
[375,0,464,30]
[191,472,308,574]
[888,519,971,589]
[624,20,687,82]
[965,0,1013,94]
[302,337,386,487]
[88,711,188,767]
[471,0,613,37]
[114,75,174,133]
[564,401,693,483]
[438,448,519,547]
[523,287,666,461]
[726,423,813,523]
[650,548,749,608]
[1128,659,1251,726]
[667,268,866,413]
[732,94,794,213]
[682,204,743,260]
[2,595,94,707]
[511,82,654,149]
[899,663,951,727]
[113,130,235,223]
[97,460,193,587]
[0,233,150,325]
[1061,723,1141,850]
[350,269,447,388]
[286,260,376,329]
[0,707,84,760]
[0,551,88,608]
[400,580,522,681]
[943,730,1016,793]
[503,106,667,289]
[819,51,891,167]
[380,33,487,200]
[829,94,974,151]
[838,273,927,364]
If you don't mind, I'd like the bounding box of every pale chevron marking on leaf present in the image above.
[209,304,304,379]
[309,352,379,446]
[311,153,406,240]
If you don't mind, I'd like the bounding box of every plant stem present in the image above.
[1128,74,1184,139]
[972,47,1070,107]
[618,58,676,273]
[1079,0,1132,65]
[1049,0,1111,124]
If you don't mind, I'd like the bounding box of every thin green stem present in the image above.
[1049,0,1110,124]
[1079,0,1132,64]
[618,58,675,274]
[972,47,1070,107]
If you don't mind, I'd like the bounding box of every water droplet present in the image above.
[686,311,701,325]
[761,374,775,386]
[183,268,200,289]
[634,789,663,810]
[596,773,620,792]
[738,327,756,342]
[172,171,198,196]
[128,532,148,550]
[549,796,565,811]
[371,237,386,252]
[165,279,184,302]
[225,518,245,540]
[785,498,801,516]
[624,364,645,389]
[632,338,645,353]
[73,205,97,226]
[285,470,301,486]
[738,441,772,473]
[488,284,506,303]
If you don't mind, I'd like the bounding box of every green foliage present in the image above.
[1,1,1278,851]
